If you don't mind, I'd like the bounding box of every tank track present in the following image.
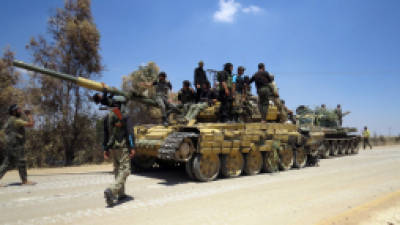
[158,132,198,160]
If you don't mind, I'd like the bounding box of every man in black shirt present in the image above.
[217,62,234,122]
[194,61,208,90]
[185,81,217,125]
[143,72,174,126]
[250,63,273,123]
[178,80,196,115]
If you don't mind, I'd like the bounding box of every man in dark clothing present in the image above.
[217,63,234,122]
[103,107,135,207]
[92,91,127,113]
[194,61,209,103]
[185,81,217,125]
[250,63,273,123]
[233,66,246,122]
[194,61,208,90]
[0,104,36,187]
[197,81,217,105]
[143,72,174,126]
[178,80,196,115]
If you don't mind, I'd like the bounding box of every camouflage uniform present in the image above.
[250,70,273,121]
[104,109,135,202]
[334,106,343,126]
[217,70,234,122]
[153,80,174,124]
[0,116,28,183]
[257,87,271,121]
[184,86,217,122]
[185,102,208,122]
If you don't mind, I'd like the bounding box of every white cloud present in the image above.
[213,0,241,23]
[242,5,261,14]
[213,0,262,23]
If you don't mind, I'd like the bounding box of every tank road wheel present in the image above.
[185,157,195,180]
[337,141,343,155]
[279,146,294,171]
[319,142,330,159]
[293,146,307,168]
[176,138,195,162]
[193,153,220,182]
[262,149,279,173]
[244,150,263,175]
[221,151,244,178]
[338,141,346,155]
[351,140,360,154]
[345,141,352,154]
[330,142,339,156]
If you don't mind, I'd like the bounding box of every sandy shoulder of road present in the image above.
[317,189,400,225]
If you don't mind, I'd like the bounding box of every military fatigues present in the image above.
[250,71,273,121]
[153,80,174,124]
[334,108,343,126]
[362,129,372,150]
[232,74,252,122]
[0,116,28,183]
[104,109,135,200]
[178,88,196,115]
[217,70,234,122]
[185,88,217,121]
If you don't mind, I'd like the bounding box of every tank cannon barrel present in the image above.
[12,60,158,106]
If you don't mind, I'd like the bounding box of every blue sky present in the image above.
[1,0,399,135]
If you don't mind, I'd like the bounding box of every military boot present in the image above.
[104,188,115,207]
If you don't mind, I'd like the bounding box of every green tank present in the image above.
[12,60,324,182]
[295,105,361,159]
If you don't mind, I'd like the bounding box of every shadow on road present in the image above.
[29,171,112,177]
[132,166,192,186]
[107,195,135,208]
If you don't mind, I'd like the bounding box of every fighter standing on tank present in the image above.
[217,63,234,122]
[232,66,246,122]
[194,61,209,99]
[0,104,36,187]
[250,63,274,123]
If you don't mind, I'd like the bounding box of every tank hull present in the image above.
[133,122,320,181]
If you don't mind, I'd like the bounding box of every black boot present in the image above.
[104,188,115,207]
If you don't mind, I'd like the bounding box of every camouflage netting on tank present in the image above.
[122,62,159,98]
[122,62,163,123]
[315,109,339,127]
[296,105,313,115]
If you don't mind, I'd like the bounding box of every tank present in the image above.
[295,105,361,159]
[12,60,324,182]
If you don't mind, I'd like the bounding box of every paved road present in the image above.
[0,146,399,225]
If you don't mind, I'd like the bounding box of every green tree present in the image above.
[0,49,24,127]
[0,49,24,163]
[26,0,103,165]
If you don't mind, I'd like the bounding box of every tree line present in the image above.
[0,0,160,167]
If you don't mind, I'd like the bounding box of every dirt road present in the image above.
[1,146,399,225]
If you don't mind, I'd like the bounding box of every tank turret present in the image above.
[295,105,361,159]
